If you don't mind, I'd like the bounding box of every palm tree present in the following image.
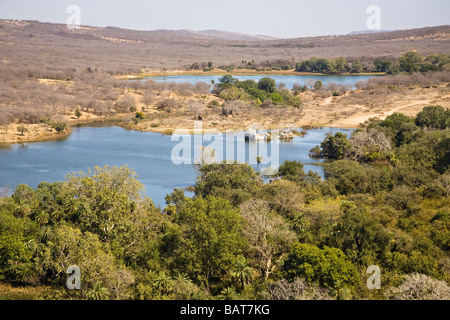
[218,287,236,300]
[332,280,351,300]
[173,272,191,283]
[13,199,31,217]
[34,211,49,225]
[154,271,173,295]
[231,256,254,290]
[39,226,53,243]
[87,283,110,300]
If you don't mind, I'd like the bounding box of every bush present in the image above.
[257,77,276,93]
[51,122,67,133]
[268,93,284,105]
[324,160,368,195]
[320,132,351,159]
[156,98,178,112]
[415,105,449,129]
[282,243,359,290]
[135,112,145,119]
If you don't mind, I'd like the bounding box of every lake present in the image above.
[0,126,352,207]
[145,74,378,89]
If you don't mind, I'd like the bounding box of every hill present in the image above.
[0,19,449,73]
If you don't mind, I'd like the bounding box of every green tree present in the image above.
[282,243,359,290]
[163,196,245,288]
[87,283,110,300]
[51,121,67,133]
[17,125,28,136]
[62,165,158,256]
[277,160,305,184]
[75,109,82,119]
[415,105,449,129]
[320,132,351,159]
[268,92,284,104]
[328,205,391,264]
[324,160,368,195]
[399,51,423,73]
[154,271,173,295]
[258,77,277,93]
[0,208,37,282]
[195,162,262,206]
[231,256,254,290]
[313,80,323,90]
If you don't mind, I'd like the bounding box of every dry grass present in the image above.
[0,282,48,300]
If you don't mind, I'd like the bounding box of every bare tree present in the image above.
[386,273,450,300]
[156,98,179,112]
[141,92,155,109]
[115,95,137,113]
[188,100,206,119]
[269,278,333,300]
[349,128,391,160]
[240,199,296,279]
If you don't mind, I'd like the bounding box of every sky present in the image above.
[0,0,449,38]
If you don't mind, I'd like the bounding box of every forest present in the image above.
[1,106,449,300]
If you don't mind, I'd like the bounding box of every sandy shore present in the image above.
[0,124,73,145]
[2,82,448,145]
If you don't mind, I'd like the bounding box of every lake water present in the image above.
[0,126,352,207]
[145,74,378,89]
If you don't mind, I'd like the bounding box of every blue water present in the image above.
[145,74,377,89]
[0,126,352,207]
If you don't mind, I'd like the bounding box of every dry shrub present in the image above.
[156,98,179,112]
[386,273,450,300]
[268,278,333,300]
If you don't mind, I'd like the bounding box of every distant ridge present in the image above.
[347,29,392,35]
[196,30,279,41]
[0,19,449,71]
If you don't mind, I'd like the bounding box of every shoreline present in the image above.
[119,69,385,80]
[0,119,358,146]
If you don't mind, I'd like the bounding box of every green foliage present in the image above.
[163,196,245,288]
[415,105,450,129]
[320,132,351,159]
[277,160,305,184]
[313,80,323,90]
[0,207,37,282]
[2,108,450,300]
[268,92,284,104]
[17,125,28,136]
[282,243,359,289]
[51,121,67,133]
[218,87,250,101]
[329,207,391,264]
[257,77,277,93]
[135,111,145,119]
[324,160,368,195]
[195,161,262,206]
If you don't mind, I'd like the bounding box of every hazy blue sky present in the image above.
[0,0,448,38]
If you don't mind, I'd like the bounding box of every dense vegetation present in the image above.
[1,106,449,300]
[215,75,302,108]
[295,52,450,75]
